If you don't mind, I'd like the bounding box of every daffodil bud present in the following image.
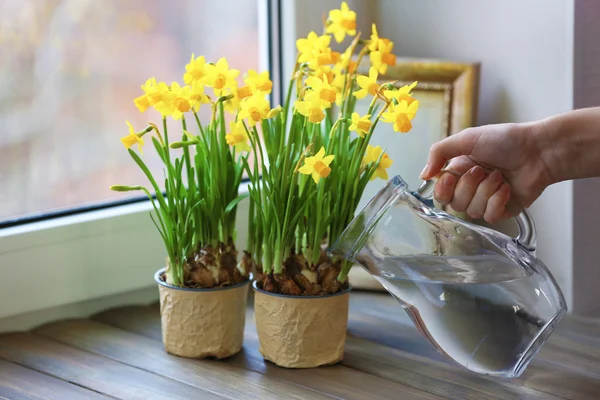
[170,141,195,149]
[110,185,144,192]
[267,107,282,118]
[217,94,235,103]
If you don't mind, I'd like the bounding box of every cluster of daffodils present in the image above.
[112,56,274,288]
[113,2,419,294]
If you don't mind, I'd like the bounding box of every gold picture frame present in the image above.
[348,57,481,291]
[373,57,480,135]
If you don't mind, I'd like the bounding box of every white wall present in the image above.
[373,0,575,307]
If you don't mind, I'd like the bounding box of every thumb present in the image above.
[420,132,473,180]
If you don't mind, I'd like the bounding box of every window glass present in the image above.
[0,0,261,222]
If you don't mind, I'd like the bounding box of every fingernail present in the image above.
[419,164,429,179]
[469,166,484,179]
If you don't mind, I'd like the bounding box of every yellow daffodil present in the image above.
[238,91,271,127]
[383,81,418,105]
[296,31,343,71]
[183,54,207,85]
[368,25,397,74]
[381,99,420,133]
[364,145,393,180]
[204,57,240,94]
[189,81,210,111]
[222,86,246,114]
[314,66,335,86]
[152,93,175,118]
[225,120,251,152]
[370,42,396,75]
[295,97,326,124]
[167,82,193,120]
[134,78,170,113]
[354,67,380,99]
[121,121,145,154]
[134,94,150,113]
[299,147,335,184]
[237,85,253,100]
[224,95,241,114]
[305,76,337,108]
[142,78,170,106]
[297,32,331,61]
[349,113,372,138]
[317,48,341,66]
[368,24,382,52]
[326,1,357,43]
[245,70,273,94]
[297,32,336,70]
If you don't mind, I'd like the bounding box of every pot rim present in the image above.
[252,279,351,299]
[155,267,253,292]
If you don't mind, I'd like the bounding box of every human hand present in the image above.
[420,122,553,223]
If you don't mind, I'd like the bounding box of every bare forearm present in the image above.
[536,107,600,184]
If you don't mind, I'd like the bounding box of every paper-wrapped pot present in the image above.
[155,268,250,359]
[253,280,350,368]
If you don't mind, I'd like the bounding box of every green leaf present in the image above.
[225,192,249,215]
[152,137,166,163]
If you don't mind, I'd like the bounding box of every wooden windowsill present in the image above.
[0,291,598,399]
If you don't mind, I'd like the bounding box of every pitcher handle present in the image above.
[417,172,537,254]
[514,209,537,253]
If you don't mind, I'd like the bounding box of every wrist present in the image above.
[535,107,600,183]
[530,117,563,186]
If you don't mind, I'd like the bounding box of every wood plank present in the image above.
[347,291,600,400]
[556,314,600,344]
[144,295,600,399]
[0,358,109,400]
[94,305,555,400]
[92,306,442,400]
[0,386,46,400]
[0,332,220,400]
[33,319,338,400]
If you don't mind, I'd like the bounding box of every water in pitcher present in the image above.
[331,175,567,377]
[363,255,562,377]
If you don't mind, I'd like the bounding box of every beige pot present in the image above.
[253,281,350,368]
[155,268,250,359]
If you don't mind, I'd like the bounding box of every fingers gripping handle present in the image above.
[416,170,537,254]
[415,169,461,201]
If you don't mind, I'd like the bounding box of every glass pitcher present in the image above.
[330,174,567,378]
